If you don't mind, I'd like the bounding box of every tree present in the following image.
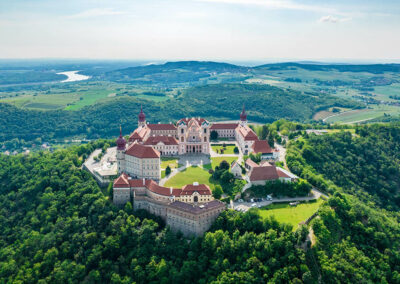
[210,130,219,140]
[213,185,223,199]
[219,160,230,170]
[165,165,171,176]
[233,146,239,154]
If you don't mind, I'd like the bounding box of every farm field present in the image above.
[258,199,324,230]
[164,166,217,190]
[324,105,400,124]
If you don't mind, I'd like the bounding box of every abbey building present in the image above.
[113,105,279,236]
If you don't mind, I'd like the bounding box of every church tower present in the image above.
[138,105,146,128]
[116,126,126,174]
[239,104,247,127]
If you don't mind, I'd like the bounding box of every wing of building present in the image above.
[113,174,225,236]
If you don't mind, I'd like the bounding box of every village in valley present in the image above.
[84,105,325,237]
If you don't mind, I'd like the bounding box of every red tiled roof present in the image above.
[177,118,208,126]
[146,180,182,196]
[144,136,178,145]
[252,140,274,154]
[181,184,212,196]
[210,123,238,130]
[249,166,279,181]
[259,160,272,167]
[113,173,130,188]
[125,143,160,158]
[147,124,177,131]
[114,175,212,197]
[245,158,259,168]
[237,125,258,141]
[277,168,291,178]
[129,127,149,142]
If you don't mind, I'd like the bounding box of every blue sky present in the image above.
[0,0,399,61]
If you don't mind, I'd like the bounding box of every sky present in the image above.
[0,0,399,62]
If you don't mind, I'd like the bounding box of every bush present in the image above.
[165,165,171,176]
[210,130,219,140]
[234,146,239,154]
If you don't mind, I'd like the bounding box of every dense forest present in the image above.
[0,142,312,283]
[284,123,400,282]
[286,123,400,211]
[0,83,358,145]
[1,123,400,282]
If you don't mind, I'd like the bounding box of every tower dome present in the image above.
[138,105,146,122]
[116,126,126,151]
[240,104,247,121]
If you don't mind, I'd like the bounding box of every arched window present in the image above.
[204,137,207,142]
[194,196,198,202]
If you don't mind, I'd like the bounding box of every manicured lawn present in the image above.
[258,199,324,230]
[164,166,217,190]
[161,157,179,170]
[212,144,237,155]
[205,156,237,170]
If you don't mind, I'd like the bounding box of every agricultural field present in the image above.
[258,199,324,230]
[0,80,170,111]
[324,105,400,124]
[164,166,217,190]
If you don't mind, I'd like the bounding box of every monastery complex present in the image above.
[112,105,281,236]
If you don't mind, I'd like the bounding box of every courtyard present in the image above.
[163,166,218,190]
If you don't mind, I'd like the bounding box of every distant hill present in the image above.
[102,61,251,85]
[0,83,359,143]
[254,62,400,74]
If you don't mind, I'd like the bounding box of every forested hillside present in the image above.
[285,123,400,282]
[287,123,400,210]
[0,83,358,144]
[0,142,311,283]
[1,124,400,282]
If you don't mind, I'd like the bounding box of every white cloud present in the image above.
[66,8,128,19]
[319,15,351,23]
[198,0,337,14]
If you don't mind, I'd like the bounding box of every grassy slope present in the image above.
[258,199,324,230]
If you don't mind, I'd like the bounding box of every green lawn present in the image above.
[164,166,217,190]
[258,199,324,230]
[161,157,179,170]
[212,144,236,154]
[204,156,237,171]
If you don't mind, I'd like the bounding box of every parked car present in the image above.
[251,203,257,207]
[250,199,254,203]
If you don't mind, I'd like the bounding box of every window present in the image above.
[181,129,184,134]
[204,129,207,134]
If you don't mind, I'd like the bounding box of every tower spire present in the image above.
[240,104,247,122]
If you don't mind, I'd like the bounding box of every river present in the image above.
[57,71,90,82]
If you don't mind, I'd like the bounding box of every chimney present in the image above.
[143,178,145,185]
[170,187,173,195]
